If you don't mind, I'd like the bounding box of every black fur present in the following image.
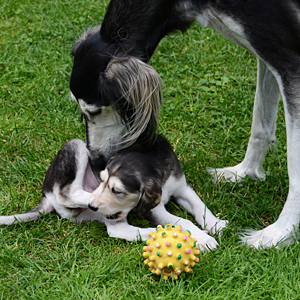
[43,141,78,194]
[106,135,183,217]
[70,0,300,145]
[70,0,193,149]
[67,0,300,247]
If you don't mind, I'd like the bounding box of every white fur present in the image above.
[81,103,126,160]
[146,174,228,252]
[0,138,226,250]
[239,65,300,248]
[207,60,280,183]
[77,149,228,249]
[200,13,300,248]
[198,11,256,53]
[195,13,209,27]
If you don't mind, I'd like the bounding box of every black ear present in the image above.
[133,183,161,218]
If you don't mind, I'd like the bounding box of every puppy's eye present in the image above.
[112,187,122,195]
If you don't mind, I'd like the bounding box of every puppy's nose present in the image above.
[88,204,98,212]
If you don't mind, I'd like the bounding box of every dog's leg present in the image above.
[208,58,281,183]
[147,203,220,252]
[104,219,156,241]
[242,72,300,248]
[174,185,228,235]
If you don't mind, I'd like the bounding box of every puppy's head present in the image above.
[88,153,161,221]
[70,26,162,166]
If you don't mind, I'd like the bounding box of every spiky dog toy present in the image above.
[142,223,200,279]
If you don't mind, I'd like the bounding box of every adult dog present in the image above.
[70,0,300,248]
[0,136,227,252]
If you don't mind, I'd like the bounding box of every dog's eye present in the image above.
[87,108,102,116]
[112,187,122,195]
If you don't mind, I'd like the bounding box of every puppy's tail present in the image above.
[0,197,54,225]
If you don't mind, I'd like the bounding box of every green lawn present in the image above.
[0,0,299,299]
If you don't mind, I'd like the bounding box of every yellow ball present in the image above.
[142,223,200,280]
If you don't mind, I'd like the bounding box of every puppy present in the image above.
[69,0,300,248]
[0,136,227,251]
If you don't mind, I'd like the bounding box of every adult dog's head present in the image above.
[69,0,194,170]
[70,25,162,170]
[88,150,162,221]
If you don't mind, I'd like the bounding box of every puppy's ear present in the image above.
[102,57,163,148]
[134,183,161,218]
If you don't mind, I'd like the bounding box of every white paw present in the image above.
[207,163,265,184]
[207,219,228,236]
[241,223,299,249]
[194,232,220,252]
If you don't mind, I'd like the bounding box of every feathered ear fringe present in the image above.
[104,57,162,148]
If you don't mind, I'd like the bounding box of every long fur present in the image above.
[0,137,227,252]
[69,0,300,249]
[104,57,162,147]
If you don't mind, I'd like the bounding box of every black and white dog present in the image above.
[69,0,300,249]
[0,136,227,252]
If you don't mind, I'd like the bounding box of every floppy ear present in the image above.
[102,57,163,148]
[133,183,162,218]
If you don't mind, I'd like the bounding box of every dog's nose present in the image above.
[88,204,98,212]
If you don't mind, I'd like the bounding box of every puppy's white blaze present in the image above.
[89,172,139,219]
[100,169,109,183]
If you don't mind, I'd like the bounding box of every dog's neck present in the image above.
[101,0,195,62]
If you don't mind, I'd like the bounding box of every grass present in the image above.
[0,0,299,299]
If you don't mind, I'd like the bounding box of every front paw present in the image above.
[207,163,265,184]
[207,219,228,236]
[241,223,299,249]
[195,232,220,252]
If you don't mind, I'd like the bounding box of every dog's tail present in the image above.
[0,197,54,225]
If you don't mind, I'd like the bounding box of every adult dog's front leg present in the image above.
[208,59,281,183]
[105,219,156,241]
[242,77,300,248]
[147,203,219,252]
